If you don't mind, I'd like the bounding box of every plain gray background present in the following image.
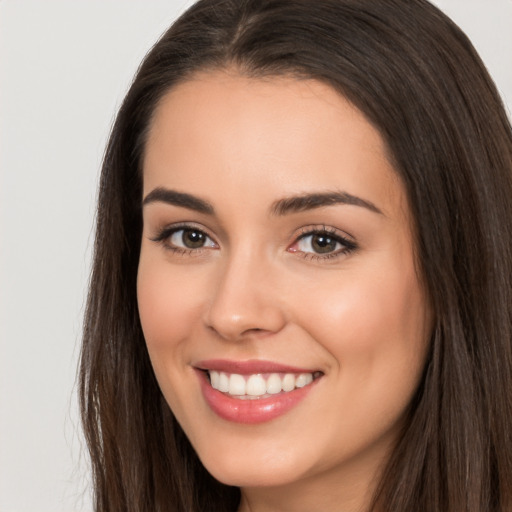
[1,1,511,511]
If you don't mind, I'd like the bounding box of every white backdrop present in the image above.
[0,1,511,511]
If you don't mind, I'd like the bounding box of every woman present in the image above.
[79,0,512,510]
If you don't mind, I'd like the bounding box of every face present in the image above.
[138,71,431,507]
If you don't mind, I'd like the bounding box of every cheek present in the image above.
[297,257,430,394]
[136,253,211,429]
[290,262,430,461]
[136,253,205,363]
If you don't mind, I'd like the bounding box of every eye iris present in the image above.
[311,234,337,253]
[182,229,205,248]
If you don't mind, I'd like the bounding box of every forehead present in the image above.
[143,70,407,219]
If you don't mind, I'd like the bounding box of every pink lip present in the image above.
[195,358,316,375]
[194,359,321,424]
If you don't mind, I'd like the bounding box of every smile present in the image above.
[196,360,323,424]
[208,370,320,399]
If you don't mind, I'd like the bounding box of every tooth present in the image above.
[266,373,282,394]
[218,372,229,392]
[229,373,246,395]
[282,373,295,392]
[210,370,220,390]
[247,374,267,396]
[295,373,313,388]
[211,370,316,396]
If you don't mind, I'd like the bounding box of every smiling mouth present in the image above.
[196,360,324,423]
[206,370,323,400]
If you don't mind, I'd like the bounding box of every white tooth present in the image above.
[218,372,229,392]
[282,373,295,392]
[247,374,267,396]
[209,370,220,390]
[229,374,246,395]
[266,373,282,394]
[295,373,313,388]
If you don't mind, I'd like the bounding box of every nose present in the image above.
[202,250,287,341]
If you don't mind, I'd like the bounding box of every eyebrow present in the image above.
[143,187,214,214]
[142,187,383,217]
[271,191,383,216]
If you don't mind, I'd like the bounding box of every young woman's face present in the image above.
[138,71,431,507]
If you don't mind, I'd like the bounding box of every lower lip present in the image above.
[197,370,319,424]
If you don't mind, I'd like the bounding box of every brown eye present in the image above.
[168,228,217,250]
[289,229,357,259]
[181,229,206,248]
[296,232,341,254]
[310,234,338,254]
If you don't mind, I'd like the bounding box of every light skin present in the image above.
[137,70,432,512]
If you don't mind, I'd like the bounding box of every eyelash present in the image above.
[150,223,217,256]
[150,223,357,261]
[291,226,357,261]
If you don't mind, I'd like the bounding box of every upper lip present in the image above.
[194,359,320,375]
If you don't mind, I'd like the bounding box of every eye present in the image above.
[297,233,340,254]
[151,225,217,253]
[170,228,216,249]
[288,228,357,259]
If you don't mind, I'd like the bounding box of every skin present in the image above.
[137,70,432,512]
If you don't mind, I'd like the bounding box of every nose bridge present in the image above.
[204,242,285,340]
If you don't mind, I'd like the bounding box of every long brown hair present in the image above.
[79,1,512,510]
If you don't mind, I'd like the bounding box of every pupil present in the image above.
[183,229,205,248]
[312,234,336,253]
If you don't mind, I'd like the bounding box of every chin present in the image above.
[189,433,310,488]
[202,457,305,488]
